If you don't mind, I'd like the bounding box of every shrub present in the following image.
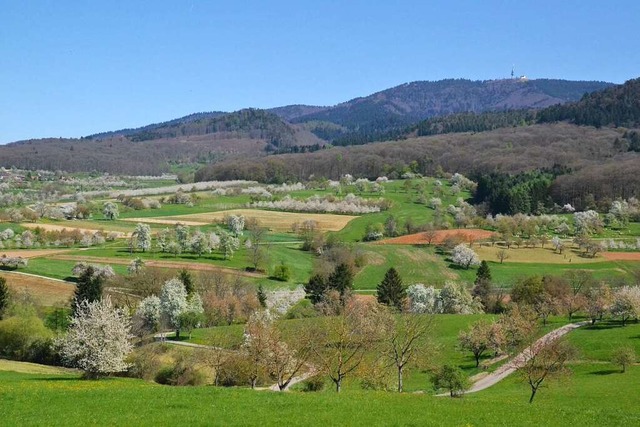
[301,375,326,392]
[272,263,291,282]
[0,314,53,362]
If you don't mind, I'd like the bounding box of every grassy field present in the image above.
[0,271,74,306]
[1,323,639,426]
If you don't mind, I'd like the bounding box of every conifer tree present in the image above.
[376,267,406,311]
[328,263,354,301]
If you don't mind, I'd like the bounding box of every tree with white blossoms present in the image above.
[133,223,151,252]
[175,224,190,251]
[611,286,640,326]
[451,244,481,269]
[189,229,212,257]
[219,230,240,260]
[439,282,482,314]
[406,284,439,314]
[102,202,119,220]
[135,295,161,334]
[160,278,187,337]
[573,210,603,235]
[59,296,133,379]
[228,215,245,237]
[127,257,145,275]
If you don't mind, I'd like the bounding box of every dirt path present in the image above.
[0,249,73,259]
[463,321,588,394]
[601,252,640,261]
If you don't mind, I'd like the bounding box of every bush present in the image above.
[272,263,291,282]
[0,315,53,362]
[301,375,326,392]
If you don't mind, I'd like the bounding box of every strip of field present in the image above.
[377,229,495,245]
[0,271,74,306]
[0,249,72,259]
[0,359,76,375]
[21,223,129,237]
[475,246,601,264]
[119,218,208,226]
[123,209,358,232]
[601,252,640,261]
[49,255,265,278]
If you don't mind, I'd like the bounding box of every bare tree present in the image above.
[382,313,432,392]
[518,339,576,403]
[496,249,509,264]
[312,300,383,392]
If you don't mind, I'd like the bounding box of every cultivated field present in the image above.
[474,246,602,264]
[378,229,495,245]
[124,209,359,232]
[0,271,74,306]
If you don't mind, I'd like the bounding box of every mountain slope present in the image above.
[538,77,640,128]
[292,79,613,134]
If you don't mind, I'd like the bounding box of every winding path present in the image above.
[464,321,588,394]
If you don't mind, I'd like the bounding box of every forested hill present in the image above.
[413,77,640,137]
[94,109,302,148]
[290,78,613,133]
[537,77,640,128]
[86,111,227,140]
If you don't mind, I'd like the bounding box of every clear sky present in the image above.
[1,0,639,143]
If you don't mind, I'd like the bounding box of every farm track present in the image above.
[462,321,588,395]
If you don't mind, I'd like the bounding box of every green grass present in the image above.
[1,361,638,426]
[566,320,640,361]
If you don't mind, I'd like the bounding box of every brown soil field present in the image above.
[126,209,358,232]
[49,255,264,278]
[601,252,640,261]
[377,229,495,245]
[475,246,600,264]
[0,271,74,306]
[0,249,72,259]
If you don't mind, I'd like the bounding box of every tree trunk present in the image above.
[175,329,180,339]
[397,366,404,393]
[251,377,257,389]
[334,378,342,393]
[529,387,537,403]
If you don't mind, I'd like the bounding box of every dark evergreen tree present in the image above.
[179,269,195,296]
[327,263,354,301]
[72,266,103,316]
[475,261,492,284]
[376,267,407,311]
[304,274,328,304]
[257,284,267,308]
[472,261,494,312]
[0,277,9,319]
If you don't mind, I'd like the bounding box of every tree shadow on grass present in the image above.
[28,377,81,382]
[589,369,620,376]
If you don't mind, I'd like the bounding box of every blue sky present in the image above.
[1,0,639,143]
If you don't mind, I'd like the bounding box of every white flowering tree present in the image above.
[228,215,245,237]
[189,230,212,257]
[102,202,119,220]
[439,282,482,314]
[59,296,133,379]
[133,223,152,252]
[219,230,240,260]
[451,244,481,269]
[407,284,439,314]
[160,278,187,336]
[611,286,640,326]
[127,257,145,275]
[135,295,161,333]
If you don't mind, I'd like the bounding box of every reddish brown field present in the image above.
[601,252,640,261]
[377,229,495,245]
